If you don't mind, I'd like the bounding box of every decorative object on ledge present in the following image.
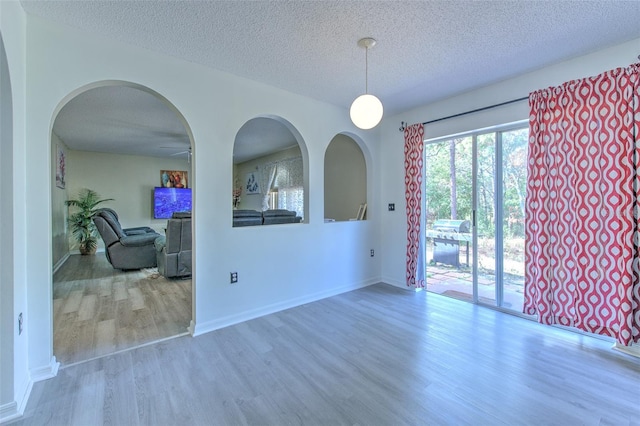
[232,187,242,209]
[357,203,368,220]
[350,37,383,130]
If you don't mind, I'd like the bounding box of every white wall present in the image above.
[19,12,381,391]
[0,29,15,417]
[378,38,640,288]
[0,1,30,422]
[324,134,367,221]
[66,149,191,249]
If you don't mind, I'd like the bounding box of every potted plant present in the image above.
[66,188,113,255]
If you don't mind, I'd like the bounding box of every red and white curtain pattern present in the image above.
[405,123,426,289]
[524,63,640,346]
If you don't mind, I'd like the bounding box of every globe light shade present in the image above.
[350,94,384,130]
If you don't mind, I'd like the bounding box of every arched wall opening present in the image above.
[324,133,369,222]
[49,80,196,365]
[232,115,309,226]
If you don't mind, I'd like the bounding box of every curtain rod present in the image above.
[399,96,529,132]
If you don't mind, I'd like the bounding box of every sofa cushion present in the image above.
[233,209,262,218]
[262,209,296,218]
[233,209,263,226]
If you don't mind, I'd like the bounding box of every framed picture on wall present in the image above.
[55,144,66,189]
[245,172,260,194]
[160,170,188,188]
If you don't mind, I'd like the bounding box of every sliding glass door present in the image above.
[476,132,497,305]
[500,128,528,311]
[424,124,527,312]
[424,136,474,301]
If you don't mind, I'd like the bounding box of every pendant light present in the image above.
[350,37,383,130]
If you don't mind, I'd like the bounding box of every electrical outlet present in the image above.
[370,249,375,257]
[388,203,395,211]
[230,272,238,284]
[18,313,23,335]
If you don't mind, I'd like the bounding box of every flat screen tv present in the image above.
[153,187,192,219]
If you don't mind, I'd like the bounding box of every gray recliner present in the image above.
[155,212,192,278]
[93,209,161,270]
[99,208,157,236]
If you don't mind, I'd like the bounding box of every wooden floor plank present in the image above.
[52,254,192,365]
[94,319,116,358]
[18,283,640,426]
[62,290,84,314]
[77,294,98,321]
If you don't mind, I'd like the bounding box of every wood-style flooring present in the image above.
[18,283,640,425]
[53,254,191,365]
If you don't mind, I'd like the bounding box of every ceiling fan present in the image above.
[165,146,192,164]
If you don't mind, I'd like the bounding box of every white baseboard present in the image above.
[69,248,105,256]
[0,401,19,424]
[52,252,70,274]
[381,276,406,289]
[612,342,640,359]
[14,374,33,422]
[30,356,59,382]
[0,355,47,425]
[191,278,378,337]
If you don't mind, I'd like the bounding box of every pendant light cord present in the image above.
[365,46,369,94]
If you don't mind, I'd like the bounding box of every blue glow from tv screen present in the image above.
[154,187,192,219]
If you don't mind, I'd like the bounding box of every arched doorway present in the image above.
[50,81,196,365]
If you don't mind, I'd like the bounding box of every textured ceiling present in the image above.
[27,0,640,158]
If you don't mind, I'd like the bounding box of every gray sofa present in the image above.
[93,208,161,270]
[154,212,192,278]
[233,209,264,227]
[263,209,302,225]
[233,209,302,227]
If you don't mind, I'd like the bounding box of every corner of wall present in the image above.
[0,360,35,424]
[0,353,56,424]
[30,356,59,383]
[0,401,20,424]
[612,342,640,359]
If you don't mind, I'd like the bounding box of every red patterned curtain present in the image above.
[405,123,426,289]
[524,63,640,346]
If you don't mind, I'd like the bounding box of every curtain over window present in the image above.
[260,156,304,219]
[525,63,640,346]
[259,162,277,211]
[405,123,426,289]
